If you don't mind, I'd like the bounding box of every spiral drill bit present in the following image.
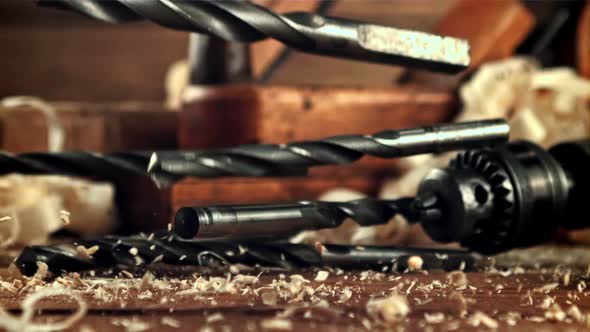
[0,150,180,184]
[174,197,415,239]
[39,0,470,72]
[149,119,510,183]
[15,232,479,275]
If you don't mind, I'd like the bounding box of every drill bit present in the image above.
[173,197,417,240]
[14,232,479,275]
[38,0,470,72]
[149,119,510,184]
[0,120,508,186]
[0,151,180,184]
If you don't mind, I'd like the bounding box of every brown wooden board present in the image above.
[0,102,177,153]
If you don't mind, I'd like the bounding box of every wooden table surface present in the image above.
[0,246,589,331]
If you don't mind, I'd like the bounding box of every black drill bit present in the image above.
[0,150,181,184]
[174,197,416,240]
[38,0,470,72]
[0,120,508,186]
[149,119,510,184]
[15,232,480,276]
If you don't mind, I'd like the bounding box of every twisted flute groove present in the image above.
[150,119,510,181]
[39,0,471,71]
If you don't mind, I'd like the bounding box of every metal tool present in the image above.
[38,0,470,72]
[413,139,590,254]
[0,120,508,187]
[149,119,510,183]
[174,139,590,255]
[14,232,479,276]
[174,197,415,239]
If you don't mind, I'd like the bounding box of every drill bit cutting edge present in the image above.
[38,0,470,72]
[149,119,510,184]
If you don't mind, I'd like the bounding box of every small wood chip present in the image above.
[60,210,71,225]
[449,292,467,317]
[467,311,498,329]
[76,245,99,260]
[261,318,292,331]
[447,271,468,289]
[407,256,423,271]
[206,313,224,323]
[566,305,584,323]
[424,312,445,324]
[261,290,278,305]
[161,316,181,328]
[545,303,566,322]
[314,270,329,282]
[0,216,11,223]
[366,293,410,323]
[338,287,352,303]
[129,247,139,256]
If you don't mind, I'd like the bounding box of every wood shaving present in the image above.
[338,287,352,303]
[206,313,224,323]
[112,317,151,332]
[544,303,566,322]
[449,291,467,317]
[161,316,181,328]
[366,293,410,323]
[534,283,558,293]
[566,305,584,323]
[467,311,498,329]
[407,256,423,271]
[314,271,329,282]
[577,280,587,293]
[60,210,71,225]
[129,247,139,256]
[261,290,278,305]
[0,216,11,223]
[424,312,445,324]
[152,254,164,263]
[139,271,154,290]
[76,245,99,260]
[0,288,87,332]
[447,271,468,289]
[261,318,292,331]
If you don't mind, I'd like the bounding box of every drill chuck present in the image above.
[416,140,590,254]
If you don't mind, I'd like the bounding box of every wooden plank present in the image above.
[0,102,177,153]
[401,0,536,89]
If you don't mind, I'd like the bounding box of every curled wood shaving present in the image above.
[534,283,559,293]
[261,318,292,331]
[366,294,410,323]
[76,245,99,260]
[0,288,87,332]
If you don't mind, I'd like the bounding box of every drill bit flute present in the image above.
[0,120,509,186]
[39,0,470,72]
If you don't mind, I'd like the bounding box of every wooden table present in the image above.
[0,245,589,331]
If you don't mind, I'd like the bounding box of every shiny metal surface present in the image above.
[39,0,470,72]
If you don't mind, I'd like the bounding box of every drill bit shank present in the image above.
[150,119,510,182]
[39,0,470,72]
[174,197,416,239]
